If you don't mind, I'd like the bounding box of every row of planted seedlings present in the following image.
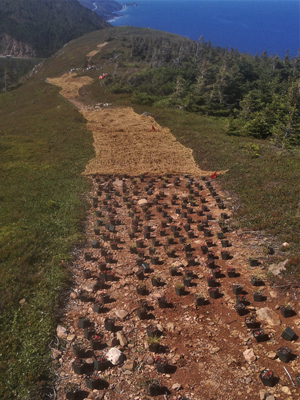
[126,173,232,396]
[203,204,300,389]
[171,178,300,390]
[65,175,156,398]
[232,258,300,388]
[68,173,213,398]
[124,174,234,396]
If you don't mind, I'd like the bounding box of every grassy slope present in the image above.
[0,79,94,399]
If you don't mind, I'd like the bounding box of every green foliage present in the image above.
[0,81,94,399]
[243,143,260,158]
[83,28,300,147]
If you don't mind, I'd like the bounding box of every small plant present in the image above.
[243,143,260,158]
[175,283,184,289]
[147,335,160,345]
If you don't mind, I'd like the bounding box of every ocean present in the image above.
[108,0,300,58]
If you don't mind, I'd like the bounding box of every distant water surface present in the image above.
[109,0,300,58]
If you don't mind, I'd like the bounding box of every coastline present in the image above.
[107,4,127,23]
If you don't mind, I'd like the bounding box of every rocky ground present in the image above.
[53,174,300,400]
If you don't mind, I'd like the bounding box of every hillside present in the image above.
[0,26,300,399]
[0,0,109,58]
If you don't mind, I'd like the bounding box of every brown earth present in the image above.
[49,45,300,400]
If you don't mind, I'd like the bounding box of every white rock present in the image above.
[243,348,256,363]
[56,325,67,338]
[267,351,277,360]
[106,347,124,365]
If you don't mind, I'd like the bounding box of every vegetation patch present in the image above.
[0,80,94,399]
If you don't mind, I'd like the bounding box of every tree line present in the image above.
[108,34,300,147]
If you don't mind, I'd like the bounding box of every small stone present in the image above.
[259,389,267,400]
[145,356,154,365]
[172,383,182,391]
[122,360,136,371]
[82,280,98,292]
[116,331,128,347]
[266,396,276,400]
[137,198,148,206]
[115,310,129,320]
[269,291,278,299]
[19,298,27,305]
[211,347,220,354]
[106,347,124,365]
[281,386,291,395]
[267,351,277,360]
[268,259,289,276]
[256,307,281,326]
[56,325,67,338]
[243,348,256,363]
[166,322,175,332]
[70,292,77,299]
[245,377,252,384]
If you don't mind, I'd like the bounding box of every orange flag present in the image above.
[210,171,217,179]
[152,125,155,131]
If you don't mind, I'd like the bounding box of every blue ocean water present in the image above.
[109,0,300,58]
